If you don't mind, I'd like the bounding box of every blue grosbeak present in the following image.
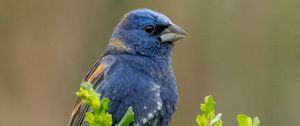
[68,9,187,126]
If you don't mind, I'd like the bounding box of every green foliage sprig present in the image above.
[196,95,223,126]
[75,82,134,126]
[196,95,260,126]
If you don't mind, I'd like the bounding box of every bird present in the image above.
[68,8,188,126]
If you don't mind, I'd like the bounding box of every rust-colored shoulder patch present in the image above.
[109,39,130,51]
[87,64,106,83]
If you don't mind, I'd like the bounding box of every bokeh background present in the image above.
[1,0,300,126]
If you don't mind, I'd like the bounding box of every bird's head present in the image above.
[108,9,188,56]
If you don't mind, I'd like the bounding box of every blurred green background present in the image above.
[1,0,300,126]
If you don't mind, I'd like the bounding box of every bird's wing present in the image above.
[68,55,116,126]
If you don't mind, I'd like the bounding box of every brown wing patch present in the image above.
[86,63,106,83]
[85,64,106,83]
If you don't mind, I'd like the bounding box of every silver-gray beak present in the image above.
[160,23,188,43]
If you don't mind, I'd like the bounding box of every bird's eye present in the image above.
[144,25,155,34]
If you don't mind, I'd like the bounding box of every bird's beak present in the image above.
[160,23,188,43]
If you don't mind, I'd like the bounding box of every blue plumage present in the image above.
[69,9,187,126]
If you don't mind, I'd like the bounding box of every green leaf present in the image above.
[201,96,216,117]
[101,98,110,111]
[117,107,135,126]
[237,114,252,126]
[237,114,260,126]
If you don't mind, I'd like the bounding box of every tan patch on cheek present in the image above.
[110,39,130,51]
[87,64,106,83]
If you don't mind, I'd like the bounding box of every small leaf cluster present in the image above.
[76,82,112,126]
[75,82,135,126]
[196,95,223,126]
[196,95,260,126]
